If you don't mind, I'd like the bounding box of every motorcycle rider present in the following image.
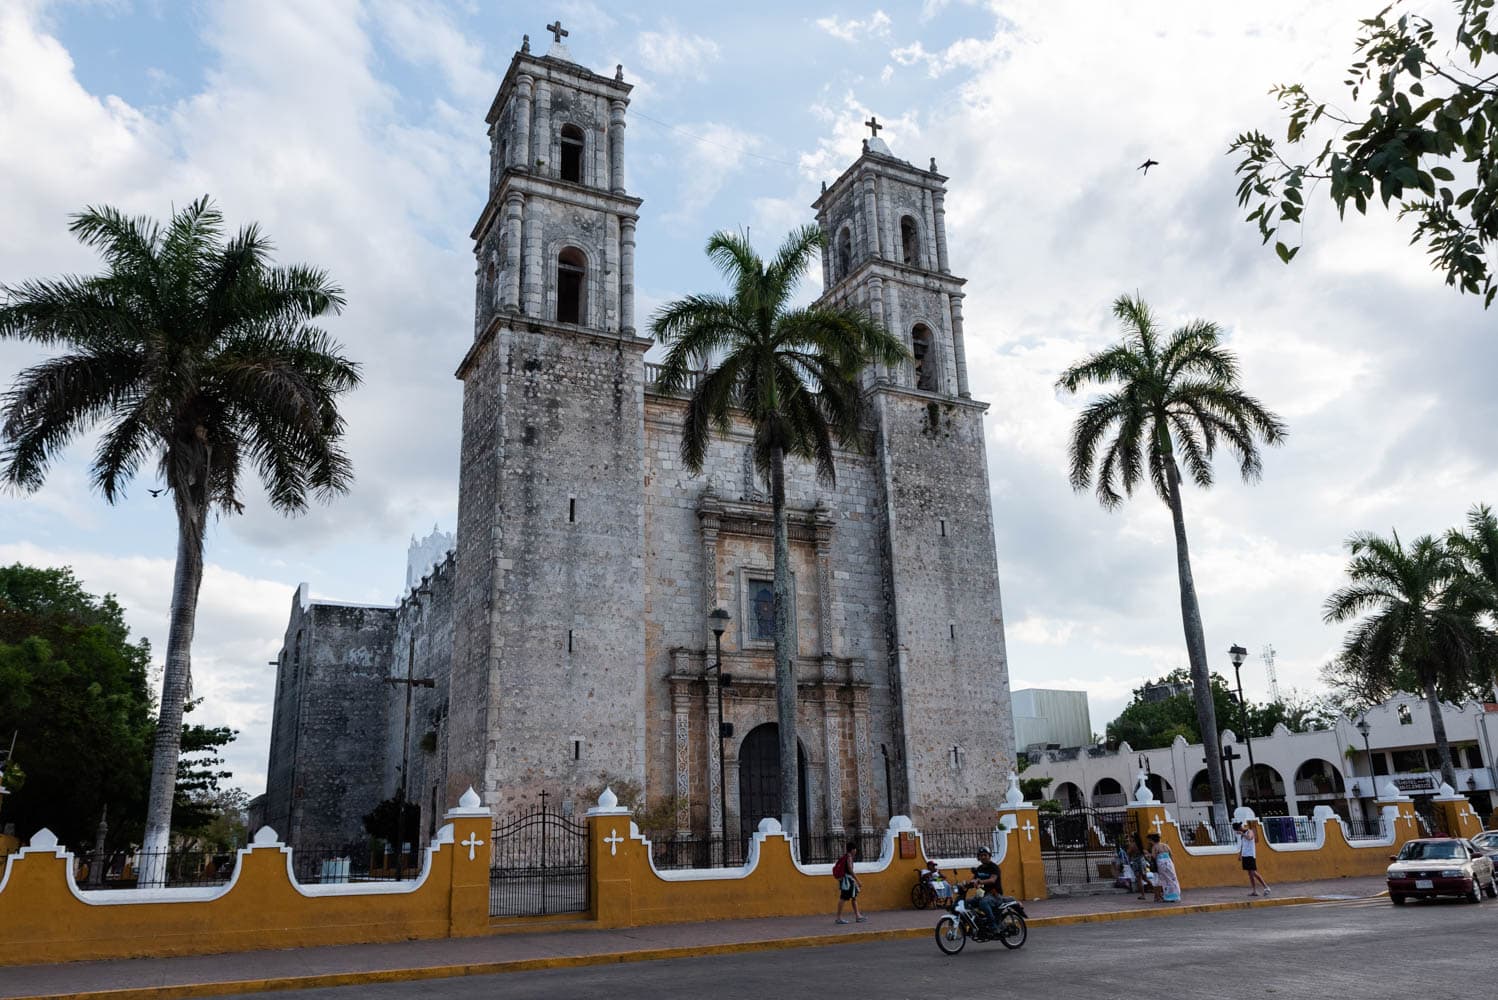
[968,847,1003,931]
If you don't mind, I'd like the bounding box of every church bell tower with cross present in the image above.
[812,119,1016,816]
[447,22,651,809]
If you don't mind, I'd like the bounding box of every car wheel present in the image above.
[1487,876,1498,900]
[1468,880,1483,904]
[1391,894,1406,906]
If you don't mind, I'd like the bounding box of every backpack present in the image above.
[832,856,848,879]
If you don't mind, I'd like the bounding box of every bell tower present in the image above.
[813,121,1016,819]
[448,25,650,810]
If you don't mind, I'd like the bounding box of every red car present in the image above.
[1386,837,1497,905]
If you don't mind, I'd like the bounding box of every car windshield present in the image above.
[1398,841,1463,861]
[1474,833,1498,850]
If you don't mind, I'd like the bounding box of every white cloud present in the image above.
[636,21,720,79]
[371,0,492,105]
[0,541,290,795]
[816,10,893,42]
[889,35,1005,77]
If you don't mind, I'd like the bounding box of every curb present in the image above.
[3,894,1341,1000]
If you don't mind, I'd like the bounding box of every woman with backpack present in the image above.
[833,842,866,924]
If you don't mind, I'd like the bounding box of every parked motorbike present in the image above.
[934,885,1028,955]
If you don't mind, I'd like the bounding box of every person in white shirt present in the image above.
[1235,822,1271,896]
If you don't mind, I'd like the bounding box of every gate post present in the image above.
[1375,781,1420,848]
[1431,783,1484,839]
[444,787,494,937]
[586,787,638,927]
[997,774,1047,900]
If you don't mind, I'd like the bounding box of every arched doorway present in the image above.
[1091,777,1124,806]
[738,723,808,840]
[1241,763,1288,816]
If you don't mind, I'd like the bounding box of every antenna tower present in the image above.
[1261,644,1281,703]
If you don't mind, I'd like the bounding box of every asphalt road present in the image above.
[218,896,1494,1000]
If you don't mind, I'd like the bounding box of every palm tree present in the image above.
[0,198,359,875]
[1448,503,1498,698]
[1323,532,1492,789]
[650,226,905,839]
[1056,294,1287,826]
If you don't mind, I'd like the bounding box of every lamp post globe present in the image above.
[1227,644,1256,807]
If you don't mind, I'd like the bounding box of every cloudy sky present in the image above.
[3,0,1495,796]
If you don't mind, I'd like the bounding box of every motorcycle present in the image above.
[934,884,1028,955]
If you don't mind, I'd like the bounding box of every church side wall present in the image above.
[263,600,397,852]
[877,393,1015,820]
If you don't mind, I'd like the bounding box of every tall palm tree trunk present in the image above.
[1165,457,1229,826]
[769,445,799,841]
[138,493,207,882]
[1422,675,1459,789]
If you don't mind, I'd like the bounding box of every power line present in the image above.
[630,110,801,169]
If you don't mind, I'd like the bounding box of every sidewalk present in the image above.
[0,875,1384,1000]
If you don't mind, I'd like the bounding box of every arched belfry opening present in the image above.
[556,247,587,324]
[559,123,585,183]
[911,323,935,391]
[836,226,853,280]
[900,215,920,267]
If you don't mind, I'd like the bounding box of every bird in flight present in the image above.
[148,488,165,497]
[1138,158,1159,175]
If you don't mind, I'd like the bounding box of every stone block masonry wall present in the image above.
[876,391,1015,819]
[383,551,457,848]
[451,319,649,815]
[261,587,397,852]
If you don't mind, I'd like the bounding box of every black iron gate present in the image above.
[488,805,589,917]
[1039,807,1137,887]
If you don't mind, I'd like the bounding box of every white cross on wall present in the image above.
[1021,820,1035,842]
[460,832,485,862]
[605,829,625,856]
[1151,816,1165,834]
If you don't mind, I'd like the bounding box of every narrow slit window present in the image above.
[567,629,574,653]
[559,124,585,183]
[939,518,946,537]
[949,623,956,640]
[569,497,576,522]
[573,739,581,761]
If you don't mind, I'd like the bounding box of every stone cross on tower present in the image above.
[546,20,568,43]
[864,116,882,137]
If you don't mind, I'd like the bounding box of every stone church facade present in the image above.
[260,29,1016,854]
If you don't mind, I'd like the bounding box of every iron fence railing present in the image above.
[920,827,1003,861]
[77,845,424,890]
[645,833,751,870]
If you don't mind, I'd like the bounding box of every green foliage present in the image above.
[1106,668,1329,750]
[0,564,240,846]
[1019,776,1052,801]
[1056,295,1288,510]
[1322,530,1495,705]
[0,564,152,846]
[171,701,238,835]
[361,797,421,847]
[1230,1,1498,305]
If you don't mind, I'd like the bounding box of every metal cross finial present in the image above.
[546,20,568,43]
[864,116,882,137]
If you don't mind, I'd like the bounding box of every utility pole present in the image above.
[384,587,433,878]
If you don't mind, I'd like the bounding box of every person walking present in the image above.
[833,842,865,924]
[1126,832,1149,900]
[1146,832,1181,903]
[1236,821,1271,896]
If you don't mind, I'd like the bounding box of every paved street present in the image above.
[215,896,1494,999]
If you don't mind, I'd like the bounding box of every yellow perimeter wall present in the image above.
[0,791,1482,965]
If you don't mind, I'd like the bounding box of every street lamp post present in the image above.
[705,608,732,859]
[1356,716,1374,822]
[1228,644,1259,808]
